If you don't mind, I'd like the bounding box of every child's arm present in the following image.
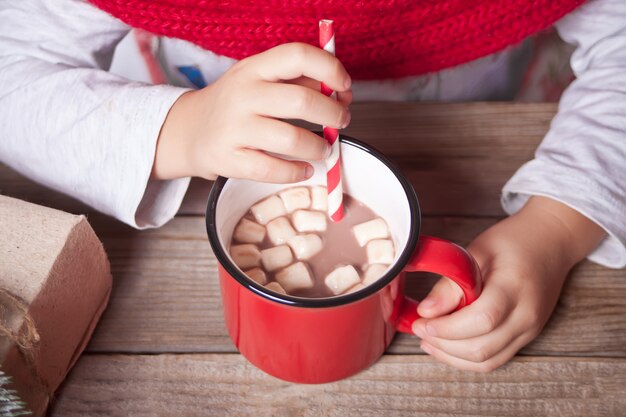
[502,0,626,268]
[0,0,351,228]
[413,0,626,371]
[0,0,190,228]
[0,1,351,228]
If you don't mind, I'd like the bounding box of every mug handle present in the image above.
[396,235,482,334]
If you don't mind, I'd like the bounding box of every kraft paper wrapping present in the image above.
[0,195,112,416]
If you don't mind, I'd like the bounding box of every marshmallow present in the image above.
[325,265,361,295]
[366,239,395,265]
[292,210,327,233]
[233,218,266,244]
[266,217,296,245]
[251,195,287,225]
[352,218,390,247]
[311,186,328,212]
[230,244,261,270]
[275,262,314,293]
[261,245,293,272]
[279,187,311,213]
[244,267,267,285]
[363,264,389,286]
[287,234,323,260]
[346,283,366,294]
[265,281,287,295]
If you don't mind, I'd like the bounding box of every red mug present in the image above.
[206,135,482,383]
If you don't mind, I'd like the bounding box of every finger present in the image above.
[251,82,350,129]
[413,283,513,340]
[222,148,314,184]
[249,43,352,92]
[286,77,353,106]
[241,118,330,161]
[415,313,522,364]
[420,331,531,372]
[417,276,464,318]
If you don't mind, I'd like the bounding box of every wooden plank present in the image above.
[0,163,88,215]
[85,216,626,357]
[0,102,555,217]
[50,354,626,417]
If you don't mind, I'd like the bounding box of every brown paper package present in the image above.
[0,195,112,416]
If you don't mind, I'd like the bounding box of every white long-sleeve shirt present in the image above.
[0,0,624,267]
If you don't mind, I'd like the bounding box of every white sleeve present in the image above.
[0,0,191,229]
[501,0,626,268]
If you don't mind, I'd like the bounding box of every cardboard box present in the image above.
[0,195,112,416]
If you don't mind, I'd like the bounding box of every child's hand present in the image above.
[152,43,352,183]
[412,196,605,372]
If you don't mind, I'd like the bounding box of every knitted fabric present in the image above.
[89,0,585,80]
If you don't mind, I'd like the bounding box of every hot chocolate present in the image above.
[229,185,396,298]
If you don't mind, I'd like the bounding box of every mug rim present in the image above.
[206,135,421,308]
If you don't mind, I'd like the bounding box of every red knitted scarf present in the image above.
[90,0,584,80]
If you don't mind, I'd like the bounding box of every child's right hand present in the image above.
[152,43,353,183]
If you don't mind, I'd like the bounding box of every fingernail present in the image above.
[344,75,352,90]
[426,323,437,337]
[340,109,351,128]
[304,165,314,179]
[419,298,436,310]
[421,342,432,355]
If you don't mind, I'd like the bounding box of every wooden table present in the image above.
[2,103,625,416]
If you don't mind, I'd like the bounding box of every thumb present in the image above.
[418,276,464,318]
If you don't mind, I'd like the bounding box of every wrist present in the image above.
[152,90,197,180]
[516,196,606,266]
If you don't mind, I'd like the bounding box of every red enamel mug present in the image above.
[206,135,482,383]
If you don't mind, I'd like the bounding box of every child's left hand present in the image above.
[412,196,605,372]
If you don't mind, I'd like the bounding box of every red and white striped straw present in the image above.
[319,19,344,222]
